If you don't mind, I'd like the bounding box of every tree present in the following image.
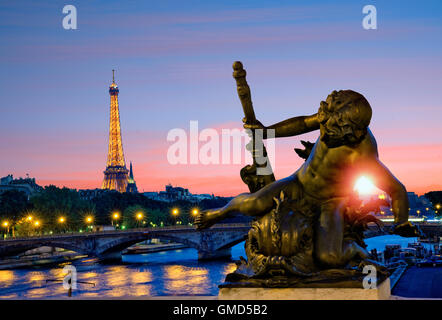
[0,190,30,223]
[123,205,147,229]
[30,185,95,232]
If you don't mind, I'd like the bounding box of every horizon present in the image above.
[1,0,442,197]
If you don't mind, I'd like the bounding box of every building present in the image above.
[101,70,137,193]
[0,174,42,199]
[78,188,107,201]
[126,162,138,193]
[377,191,436,219]
[143,184,215,203]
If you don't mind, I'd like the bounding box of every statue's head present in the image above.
[318,90,372,147]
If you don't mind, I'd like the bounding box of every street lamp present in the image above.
[191,208,199,216]
[171,208,179,225]
[112,212,120,226]
[26,215,33,222]
[135,212,143,227]
[436,204,441,210]
[85,216,93,230]
[58,216,66,224]
[2,221,10,236]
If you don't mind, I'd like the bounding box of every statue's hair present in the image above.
[318,90,372,145]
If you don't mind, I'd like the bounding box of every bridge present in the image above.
[0,222,440,261]
[364,222,442,240]
[0,224,250,261]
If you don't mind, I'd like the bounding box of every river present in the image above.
[0,235,431,299]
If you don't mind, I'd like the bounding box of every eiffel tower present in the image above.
[101,70,129,192]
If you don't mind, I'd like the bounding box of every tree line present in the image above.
[0,186,232,237]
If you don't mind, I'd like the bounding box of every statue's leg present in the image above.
[195,175,298,229]
[315,199,368,267]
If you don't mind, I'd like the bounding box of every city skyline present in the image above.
[1,0,442,196]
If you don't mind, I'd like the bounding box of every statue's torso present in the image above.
[297,129,377,200]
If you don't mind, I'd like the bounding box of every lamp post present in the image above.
[34,220,41,235]
[112,212,120,227]
[85,216,93,231]
[58,216,66,233]
[2,221,9,238]
[171,208,179,225]
[135,212,143,227]
[191,208,199,225]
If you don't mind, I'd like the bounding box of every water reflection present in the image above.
[0,270,15,288]
[164,265,209,295]
[0,237,434,299]
[0,242,244,298]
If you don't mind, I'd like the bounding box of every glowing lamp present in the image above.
[354,176,375,195]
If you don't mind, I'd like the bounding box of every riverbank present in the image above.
[0,251,86,270]
[0,243,188,270]
[123,243,188,254]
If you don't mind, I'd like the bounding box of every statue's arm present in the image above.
[366,158,409,225]
[267,113,319,138]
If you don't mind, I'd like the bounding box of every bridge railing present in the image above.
[0,223,252,242]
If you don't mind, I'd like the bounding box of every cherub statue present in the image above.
[196,88,419,272]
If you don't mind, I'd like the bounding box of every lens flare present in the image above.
[354,176,375,195]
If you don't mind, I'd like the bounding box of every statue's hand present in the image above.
[243,118,266,131]
[194,209,221,230]
[392,221,422,238]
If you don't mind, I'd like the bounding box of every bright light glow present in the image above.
[378,194,386,200]
[436,204,441,210]
[86,216,93,224]
[2,221,9,227]
[58,217,65,223]
[26,216,33,222]
[172,208,179,216]
[34,221,40,227]
[354,176,375,195]
[136,212,143,220]
[113,212,120,220]
[380,218,425,222]
[192,209,199,216]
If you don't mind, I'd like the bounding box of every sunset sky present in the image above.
[1,0,441,196]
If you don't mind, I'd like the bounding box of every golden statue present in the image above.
[195,62,419,287]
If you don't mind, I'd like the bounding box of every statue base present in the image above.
[219,278,391,300]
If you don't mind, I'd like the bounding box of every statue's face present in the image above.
[318,90,371,148]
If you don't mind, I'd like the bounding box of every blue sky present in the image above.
[1,0,441,195]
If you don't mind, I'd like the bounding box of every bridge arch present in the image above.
[96,233,203,256]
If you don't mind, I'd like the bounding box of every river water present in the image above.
[0,236,430,299]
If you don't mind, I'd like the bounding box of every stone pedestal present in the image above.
[219,278,391,300]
